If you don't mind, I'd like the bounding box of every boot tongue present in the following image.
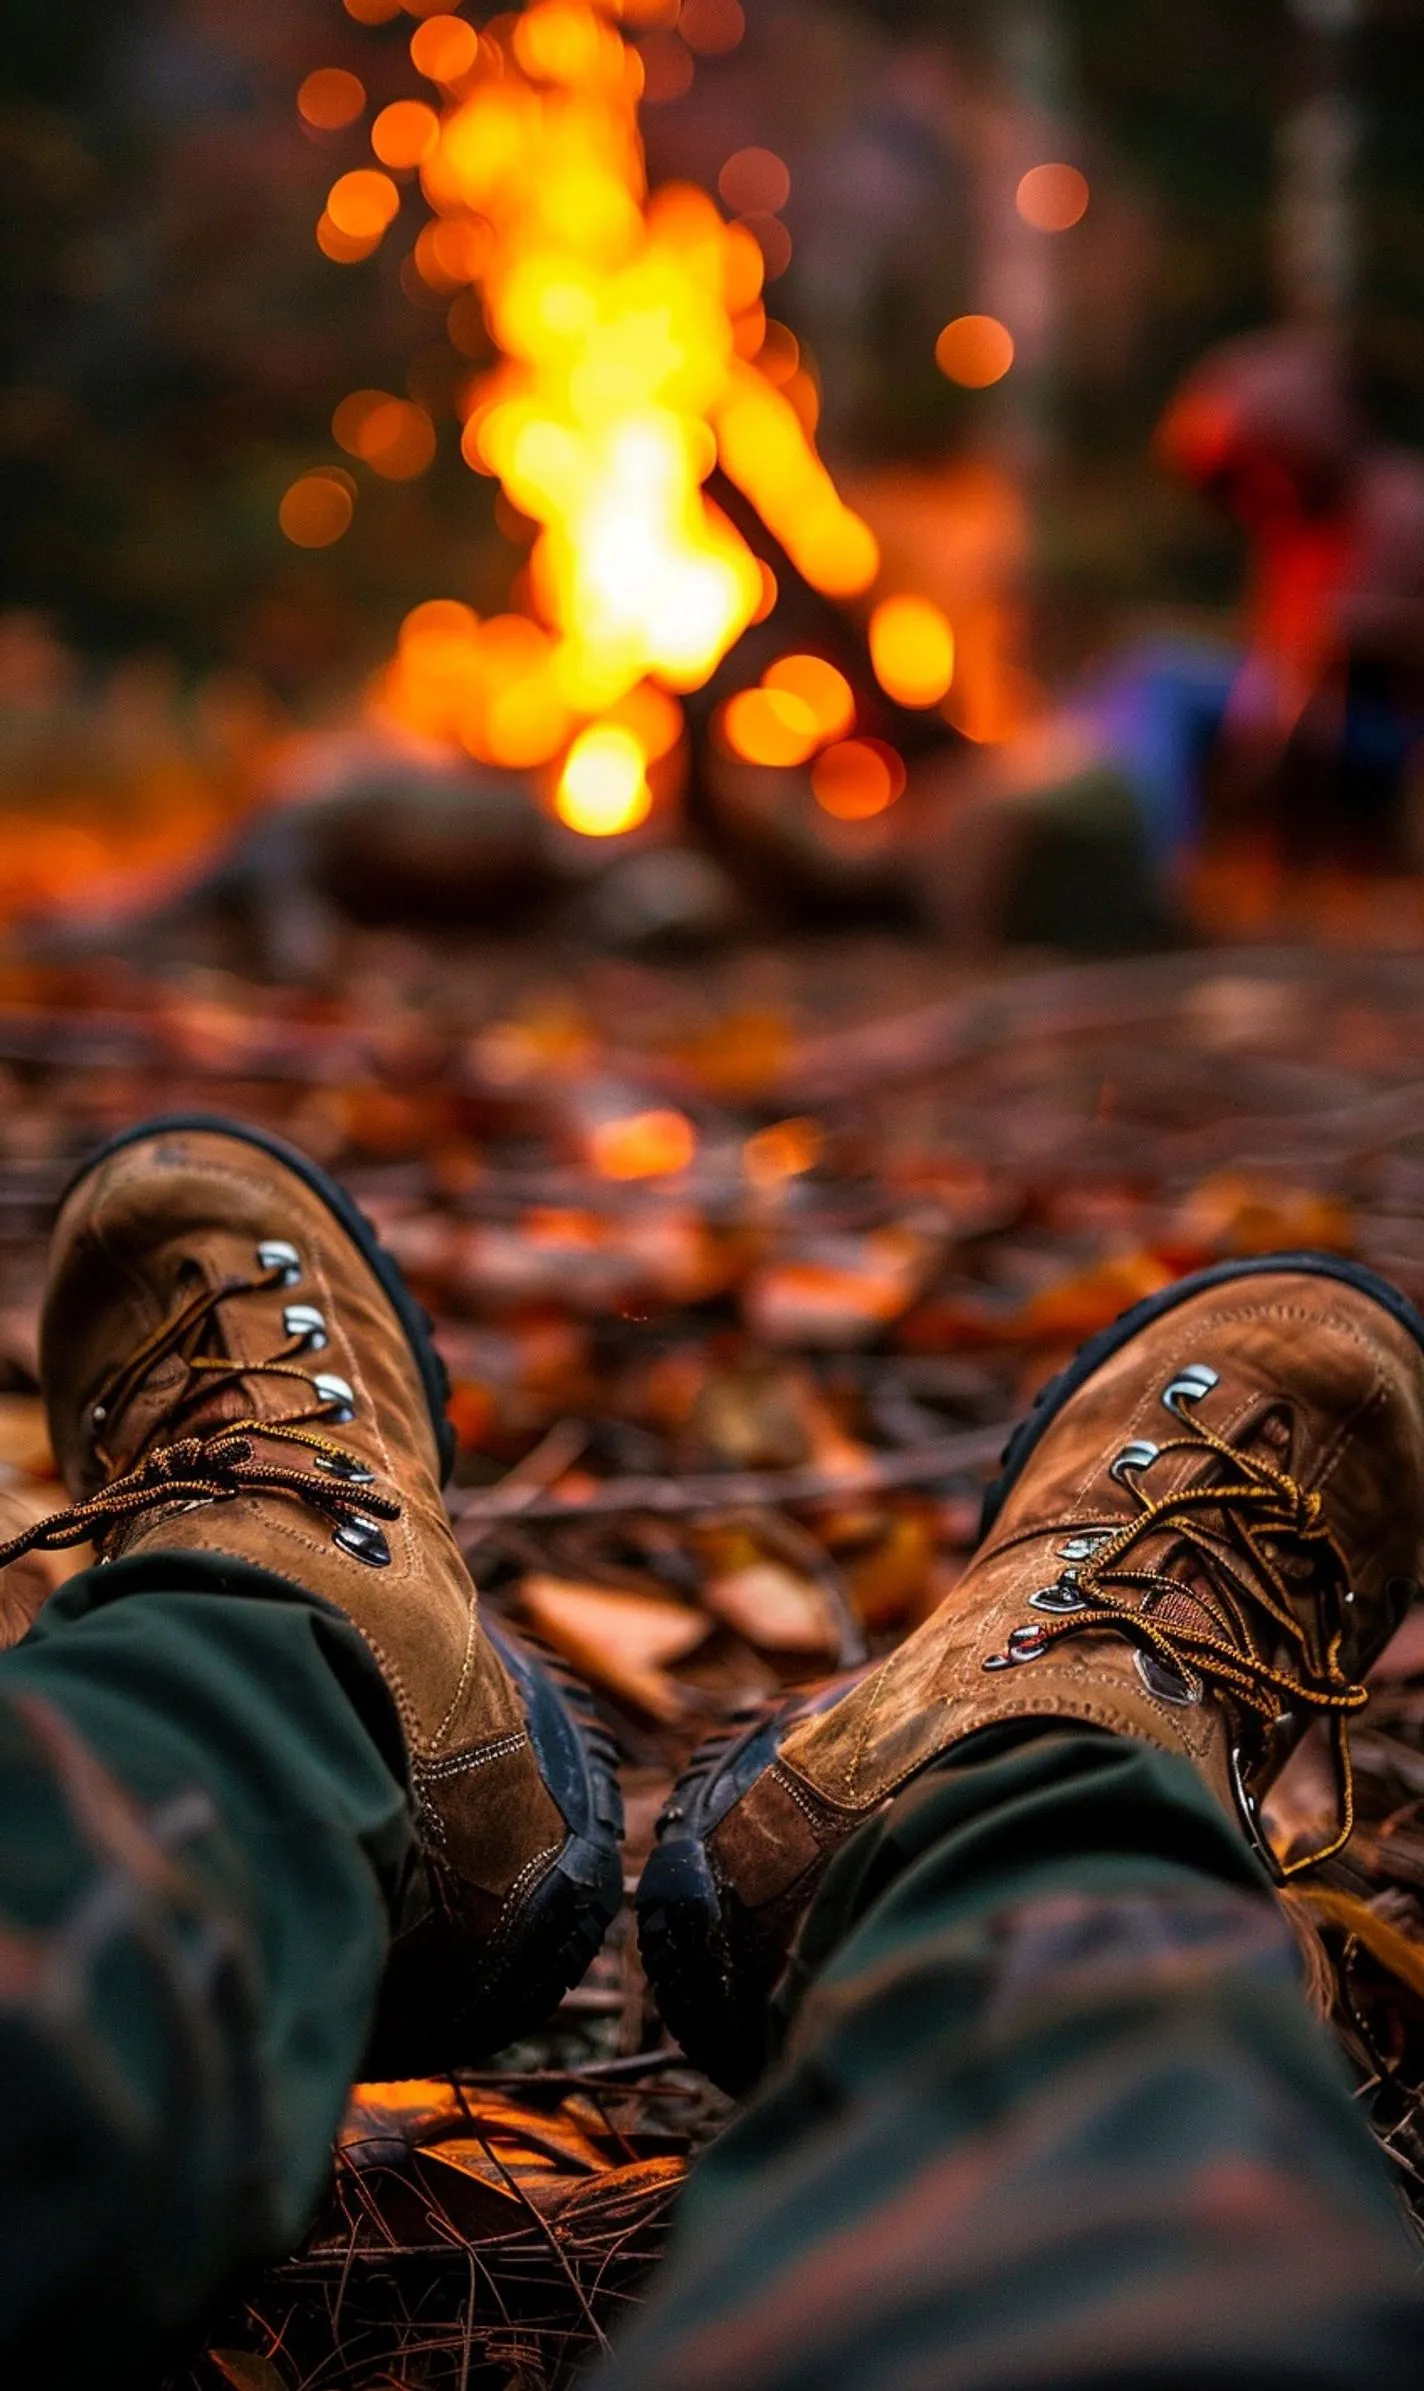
[1134,1391,1294,1502]
[99,1276,276,1478]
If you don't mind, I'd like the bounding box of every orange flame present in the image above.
[328,0,879,804]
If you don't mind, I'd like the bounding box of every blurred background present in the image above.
[4,0,1424,964]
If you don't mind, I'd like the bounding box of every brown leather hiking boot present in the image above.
[9,1115,622,2066]
[639,1254,1424,2091]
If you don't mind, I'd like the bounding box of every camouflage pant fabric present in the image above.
[603,1729,1424,2391]
[1,1559,1422,2389]
[0,1553,412,2388]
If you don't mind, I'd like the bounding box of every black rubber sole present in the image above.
[638,1686,855,2096]
[640,1248,1424,2093]
[481,1615,626,2036]
[68,1111,627,2061]
[63,1111,457,1481]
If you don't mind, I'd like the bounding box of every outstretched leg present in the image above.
[608,1725,1424,2391]
[0,1555,407,2386]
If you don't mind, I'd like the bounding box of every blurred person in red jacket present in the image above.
[1158,323,1424,870]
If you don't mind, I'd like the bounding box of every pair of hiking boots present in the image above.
[10,1117,1424,2090]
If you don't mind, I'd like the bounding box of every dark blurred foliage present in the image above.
[1,0,1423,693]
[0,0,507,686]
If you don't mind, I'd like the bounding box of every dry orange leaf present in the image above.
[343,2079,606,2174]
[847,1512,935,1631]
[208,2354,287,2391]
[691,1361,815,1469]
[1163,1171,1353,1264]
[794,1382,870,1479]
[701,1557,841,1656]
[445,1378,496,1450]
[1014,1248,1175,1345]
[0,1396,55,1480]
[0,1480,88,1650]
[673,1008,793,1099]
[744,1228,934,1348]
[518,1574,709,1719]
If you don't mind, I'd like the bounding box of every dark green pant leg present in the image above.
[0,1552,412,2388]
[602,1730,1424,2391]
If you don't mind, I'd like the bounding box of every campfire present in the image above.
[308,0,960,854]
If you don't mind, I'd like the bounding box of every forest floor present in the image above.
[3,929,1424,2389]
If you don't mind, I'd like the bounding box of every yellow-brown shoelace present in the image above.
[986,1398,1369,1877]
[0,1261,398,1573]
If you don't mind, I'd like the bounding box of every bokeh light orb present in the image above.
[298,69,366,130]
[934,313,1015,388]
[868,596,955,708]
[279,471,356,548]
[810,738,906,819]
[718,147,791,217]
[557,723,653,835]
[1016,163,1090,232]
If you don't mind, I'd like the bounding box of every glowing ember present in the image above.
[328,0,880,820]
[868,596,955,708]
[327,167,401,241]
[679,0,745,54]
[556,722,652,834]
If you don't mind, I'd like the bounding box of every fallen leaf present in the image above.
[1163,1171,1353,1264]
[342,2080,613,2175]
[1013,1248,1175,1344]
[673,1008,792,1099]
[518,1575,709,1720]
[847,1512,936,1630]
[744,1228,936,1348]
[208,2354,288,2391]
[793,1383,870,1479]
[446,1378,496,1450]
[691,1362,814,1469]
[0,1482,89,1645]
[702,1558,841,1656]
[0,1396,54,1479]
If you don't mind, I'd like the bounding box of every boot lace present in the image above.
[0,1259,399,1576]
[984,1378,1370,1879]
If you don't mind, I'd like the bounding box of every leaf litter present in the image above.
[3,938,1424,2380]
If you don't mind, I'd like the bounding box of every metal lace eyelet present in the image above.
[333,1515,391,1567]
[1136,1648,1202,1707]
[315,1452,375,1485]
[257,1239,302,1286]
[311,1371,356,1423]
[1058,1533,1109,1562]
[1030,1581,1086,1615]
[1162,1363,1219,1413]
[1110,1439,1160,1484]
[283,1303,329,1352]
[983,1622,1049,1670]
